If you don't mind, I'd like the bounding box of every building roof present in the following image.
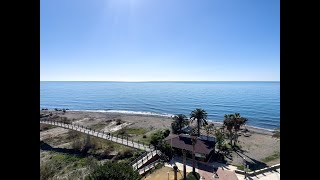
[180,126,193,133]
[213,168,239,180]
[164,134,215,155]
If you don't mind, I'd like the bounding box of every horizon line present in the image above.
[40,80,280,82]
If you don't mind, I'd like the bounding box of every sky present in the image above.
[40,0,280,81]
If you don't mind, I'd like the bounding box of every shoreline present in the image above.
[41,109,276,135]
[41,109,279,168]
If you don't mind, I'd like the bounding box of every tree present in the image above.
[223,114,235,145]
[172,114,189,134]
[190,109,208,136]
[163,129,171,138]
[204,123,214,140]
[158,141,173,160]
[150,130,166,147]
[233,113,248,145]
[223,113,248,146]
[191,134,197,174]
[86,161,141,180]
[182,149,187,180]
[214,129,225,154]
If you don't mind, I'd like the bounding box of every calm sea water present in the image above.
[40,81,280,130]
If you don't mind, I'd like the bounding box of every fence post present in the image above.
[127,136,128,145]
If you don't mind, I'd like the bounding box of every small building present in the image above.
[180,125,193,134]
[164,134,216,162]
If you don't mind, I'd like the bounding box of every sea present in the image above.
[40,81,280,131]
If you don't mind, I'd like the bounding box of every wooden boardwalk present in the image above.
[40,119,163,174]
[40,120,154,152]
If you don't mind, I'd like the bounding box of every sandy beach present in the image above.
[40,110,280,168]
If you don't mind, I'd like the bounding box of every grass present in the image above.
[51,152,81,164]
[235,165,252,172]
[40,124,55,131]
[89,123,107,131]
[45,134,70,146]
[42,152,99,180]
[114,128,147,136]
[126,128,147,135]
[89,135,137,155]
[138,135,152,145]
[182,172,200,180]
[262,151,280,163]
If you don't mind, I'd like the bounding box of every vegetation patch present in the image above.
[272,128,280,139]
[235,164,252,172]
[114,127,147,136]
[85,161,141,180]
[41,152,99,180]
[51,152,82,164]
[40,124,55,131]
[89,123,107,131]
[181,172,200,180]
[262,151,280,163]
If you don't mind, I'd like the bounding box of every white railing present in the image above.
[138,159,161,175]
[131,150,160,170]
[40,119,154,152]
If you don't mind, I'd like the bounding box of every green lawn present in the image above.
[114,128,147,136]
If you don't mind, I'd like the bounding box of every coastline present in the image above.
[41,109,280,168]
[41,109,275,135]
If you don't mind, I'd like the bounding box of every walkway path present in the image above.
[164,157,280,180]
[40,120,154,152]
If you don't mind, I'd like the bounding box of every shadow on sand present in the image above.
[234,149,268,170]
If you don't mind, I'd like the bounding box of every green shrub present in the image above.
[180,172,200,180]
[272,128,280,139]
[86,162,141,180]
[116,119,122,125]
[163,129,170,138]
[150,131,165,146]
[40,162,57,180]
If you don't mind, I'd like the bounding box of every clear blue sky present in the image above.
[40,0,279,81]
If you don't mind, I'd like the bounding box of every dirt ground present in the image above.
[144,166,183,180]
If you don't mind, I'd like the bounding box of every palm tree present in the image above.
[223,114,235,145]
[214,129,225,154]
[233,113,248,145]
[190,129,197,174]
[190,109,208,136]
[173,114,189,133]
[182,149,187,180]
